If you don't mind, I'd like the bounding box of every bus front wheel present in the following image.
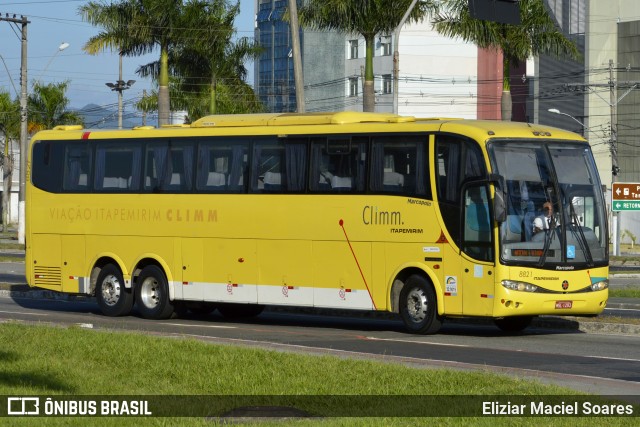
[135,265,175,320]
[399,275,442,334]
[96,264,134,317]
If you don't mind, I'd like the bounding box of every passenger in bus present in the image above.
[533,201,557,234]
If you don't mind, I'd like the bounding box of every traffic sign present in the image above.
[613,201,640,211]
[612,183,640,211]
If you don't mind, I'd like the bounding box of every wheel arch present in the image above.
[388,264,443,315]
[89,253,175,298]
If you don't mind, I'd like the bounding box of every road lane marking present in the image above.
[364,336,471,347]
[160,322,236,329]
[582,355,640,363]
[0,310,48,316]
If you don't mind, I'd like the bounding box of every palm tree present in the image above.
[136,0,263,117]
[432,0,579,120]
[296,0,438,112]
[79,0,186,126]
[0,90,19,230]
[28,82,84,133]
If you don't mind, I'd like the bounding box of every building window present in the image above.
[349,77,359,97]
[380,36,391,56]
[382,74,392,94]
[349,40,359,59]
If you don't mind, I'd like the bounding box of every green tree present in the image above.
[27,82,84,133]
[432,0,579,120]
[137,78,264,123]
[80,0,186,126]
[296,0,438,112]
[136,0,264,118]
[0,90,19,230]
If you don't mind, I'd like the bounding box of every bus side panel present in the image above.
[460,255,495,316]
[180,238,204,301]
[371,243,387,311]
[312,241,374,310]
[61,235,86,294]
[30,234,62,291]
[257,240,313,306]
[202,238,257,304]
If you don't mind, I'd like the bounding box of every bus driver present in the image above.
[533,201,557,234]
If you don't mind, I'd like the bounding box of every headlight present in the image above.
[590,280,609,291]
[502,280,539,293]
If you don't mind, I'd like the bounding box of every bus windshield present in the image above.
[489,140,608,269]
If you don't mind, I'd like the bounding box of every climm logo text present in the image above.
[362,205,402,225]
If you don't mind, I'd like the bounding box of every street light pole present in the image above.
[547,108,586,134]
[35,42,69,84]
[105,55,135,129]
[392,0,418,115]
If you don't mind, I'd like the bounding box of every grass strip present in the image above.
[0,323,637,426]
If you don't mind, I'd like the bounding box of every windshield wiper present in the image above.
[569,203,594,267]
[536,220,556,267]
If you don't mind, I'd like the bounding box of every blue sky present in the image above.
[0,0,255,110]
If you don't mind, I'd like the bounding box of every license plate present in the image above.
[555,300,572,309]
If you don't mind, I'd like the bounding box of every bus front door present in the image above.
[460,184,495,316]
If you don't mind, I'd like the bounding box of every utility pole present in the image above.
[609,60,621,257]
[287,0,305,113]
[1,14,30,244]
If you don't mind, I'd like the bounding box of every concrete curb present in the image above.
[2,288,639,335]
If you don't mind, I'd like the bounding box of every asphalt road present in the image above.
[1,294,639,398]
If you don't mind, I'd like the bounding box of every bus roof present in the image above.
[190,111,417,127]
[33,112,585,143]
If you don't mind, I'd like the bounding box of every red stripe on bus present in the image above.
[82,132,91,139]
[339,219,377,310]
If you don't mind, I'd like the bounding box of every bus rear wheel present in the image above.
[96,264,134,317]
[494,316,533,333]
[399,275,442,334]
[135,265,175,320]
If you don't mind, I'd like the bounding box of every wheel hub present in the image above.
[101,274,121,306]
[406,288,427,322]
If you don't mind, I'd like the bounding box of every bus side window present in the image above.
[252,143,285,192]
[370,136,429,197]
[436,135,487,247]
[95,144,142,191]
[144,142,194,192]
[463,185,493,262]
[63,145,92,192]
[250,139,307,193]
[309,137,367,193]
[31,140,64,193]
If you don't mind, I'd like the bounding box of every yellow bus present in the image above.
[26,112,609,334]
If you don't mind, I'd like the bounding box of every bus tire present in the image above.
[217,303,264,318]
[399,274,442,334]
[96,264,134,317]
[135,265,175,320]
[494,316,533,333]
